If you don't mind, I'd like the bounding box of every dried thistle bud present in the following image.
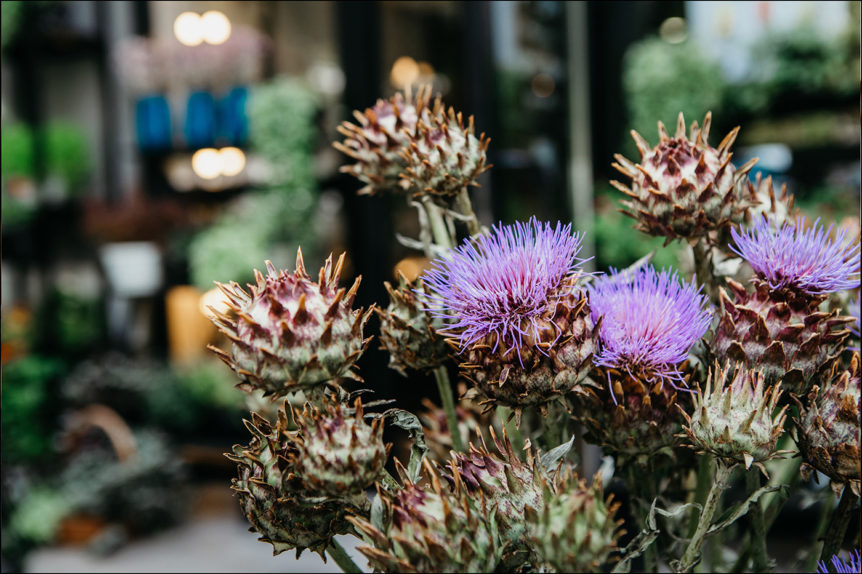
[349,459,501,573]
[680,363,788,473]
[744,173,797,228]
[207,249,374,398]
[612,112,756,242]
[225,409,368,558]
[525,467,623,573]
[291,398,389,497]
[422,218,597,424]
[376,272,452,375]
[401,103,491,198]
[334,85,433,196]
[441,427,548,569]
[795,352,861,497]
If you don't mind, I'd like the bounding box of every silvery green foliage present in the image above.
[622,37,725,155]
[188,78,320,291]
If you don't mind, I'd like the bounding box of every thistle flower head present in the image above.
[817,549,861,574]
[589,265,712,391]
[730,216,861,295]
[849,295,860,342]
[422,217,586,359]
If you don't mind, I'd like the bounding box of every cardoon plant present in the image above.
[205,82,861,574]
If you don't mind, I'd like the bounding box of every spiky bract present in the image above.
[730,216,860,296]
[207,250,374,398]
[612,112,756,241]
[348,459,500,573]
[290,398,389,497]
[714,278,854,393]
[525,468,623,573]
[334,85,433,196]
[420,396,492,465]
[795,352,861,497]
[377,272,452,376]
[225,409,368,558]
[442,427,548,569]
[745,173,797,228]
[401,103,491,198]
[681,363,788,472]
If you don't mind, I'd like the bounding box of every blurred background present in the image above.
[1,1,859,572]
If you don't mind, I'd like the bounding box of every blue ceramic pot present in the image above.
[135,94,172,151]
[185,90,217,148]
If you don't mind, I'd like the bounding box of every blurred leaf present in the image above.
[9,487,73,544]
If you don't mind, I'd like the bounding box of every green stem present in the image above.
[626,463,658,573]
[746,470,770,572]
[422,196,453,249]
[434,366,464,452]
[692,240,719,304]
[802,492,838,573]
[327,538,362,573]
[453,187,482,236]
[679,460,734,573]
[819,486,858,565]
[689,456,713,538]
[731,458,801,573]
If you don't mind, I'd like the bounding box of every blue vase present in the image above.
[135,94,171,151]
[185,90,217,149]
[220,85,249,146]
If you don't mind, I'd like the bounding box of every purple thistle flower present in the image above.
[850,296,860,339]
[730,216,861,295]
[589,266,713,394]
[421,217,587,359]
[816,548,861,574]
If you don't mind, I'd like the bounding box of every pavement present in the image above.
[23,483,369,573]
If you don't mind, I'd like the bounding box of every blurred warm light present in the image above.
[201,11,231,45]
[199,287,231,320]
[306,61,346,96]
[394,256,431,282]
[164,156,196,192]
[417,61,435,77]
[390,56,420,89]
[174,12,203,47]
[531,73,555,98]
[191,148,222,180]
[219,147,246,176]
[659,17,688,44]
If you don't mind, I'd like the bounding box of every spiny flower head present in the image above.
[422,217,586,360]
[730,216,860,296]
[817,549,861,574]
[589,265,713,391]
[611,112,756,242]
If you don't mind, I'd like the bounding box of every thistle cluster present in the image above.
[206,85,861,574]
